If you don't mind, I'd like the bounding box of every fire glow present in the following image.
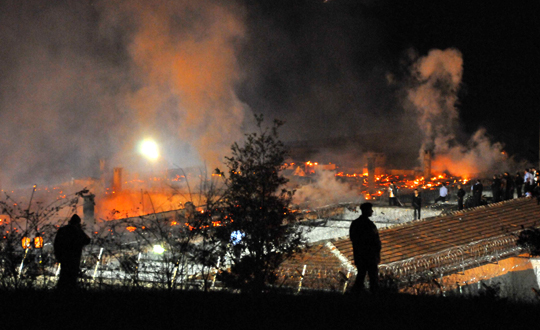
[292,161,470,201]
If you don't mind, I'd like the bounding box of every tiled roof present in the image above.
[333,197,540,278]
[280,197,540,291]
[277,242,351,292]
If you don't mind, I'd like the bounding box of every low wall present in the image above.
[301,206,443,243]
[443,256,540,302]
[370,206,442,227]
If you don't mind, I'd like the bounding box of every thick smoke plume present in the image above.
[406,48,509,177]
[104,1,247,168]
[0,0,247,189]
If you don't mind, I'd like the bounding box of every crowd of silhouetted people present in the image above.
[351,171,540,294]
[424,168,540,218]
[457,168,540,209]
[490,168,540,203]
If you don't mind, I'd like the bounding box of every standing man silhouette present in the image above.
[54,214,91,290]
[457,184,466,210]
[473,179,483,206]
[350,203,381,293]
[412,189,422,220]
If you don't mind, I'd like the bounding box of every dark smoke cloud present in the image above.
[234,1,428,172]
[235,2,401,142]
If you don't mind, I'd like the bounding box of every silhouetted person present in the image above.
[534,182,540,205]
[497,174,505,201]
[515,172,524,198]
[412,189,421,220]
[524,169,534,195]
[457,184,465,210]
[491,174,501,203]
[503,172,514,200]
[54,214,91,291]
[350,203,381,293]
[473,179,483,206]
[434,183,448,203]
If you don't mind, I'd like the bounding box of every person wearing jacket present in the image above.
[412,189,422,219]
[457,184,466,210]
[491,174,501,203]
[434,183,448,203]
[54,214,91,290]
[350,203,381,293]
[473,179,483,206]
[503,172,514,200]
[515,172,524,198]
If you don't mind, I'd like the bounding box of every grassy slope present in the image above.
[2,290,538,329]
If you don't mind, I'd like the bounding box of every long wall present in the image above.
[409,255,540,302]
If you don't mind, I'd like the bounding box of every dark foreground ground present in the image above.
[2,289,539,329]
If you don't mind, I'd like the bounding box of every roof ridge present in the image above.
[325,242,356,274]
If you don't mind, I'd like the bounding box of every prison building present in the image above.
[278,197,540,300]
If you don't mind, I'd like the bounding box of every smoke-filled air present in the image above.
[406,48,511,178]
[0,0,247,188]
[292,170,362,208]
[0,1,532,196]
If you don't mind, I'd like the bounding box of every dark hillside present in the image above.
[2,290,538,329]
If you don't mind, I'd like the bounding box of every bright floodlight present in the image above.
[140,139,159,160]
[153,245,165,254]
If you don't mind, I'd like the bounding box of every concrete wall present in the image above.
[301,206,443,243]
[441,256,540,302]
[370,206,442,227]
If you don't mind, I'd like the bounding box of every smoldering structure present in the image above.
[0,2,529,252]
[0,1,519,204]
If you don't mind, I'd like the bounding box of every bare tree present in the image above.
[0,188,81,289]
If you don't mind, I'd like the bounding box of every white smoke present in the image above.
[407,48,509,177]
[408,48,462,153]
[292,170,363,208]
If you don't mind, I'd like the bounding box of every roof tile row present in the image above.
[279,198,540,290]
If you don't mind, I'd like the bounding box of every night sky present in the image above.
[238,1,539,159]
[0,0,538,186]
